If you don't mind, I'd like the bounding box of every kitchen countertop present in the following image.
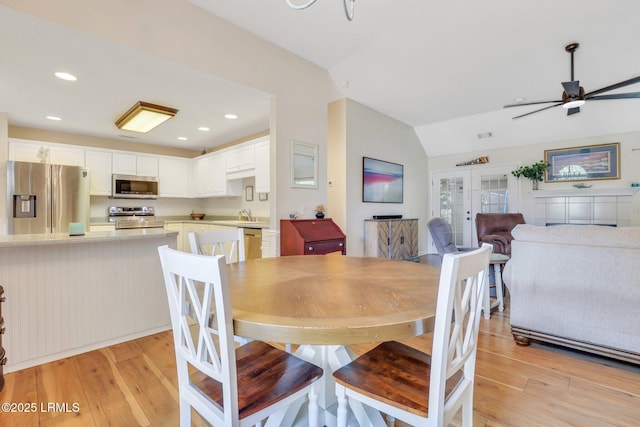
[90,217,270,229]
[0,228,178,248]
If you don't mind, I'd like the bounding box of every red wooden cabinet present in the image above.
[280,219,346,256]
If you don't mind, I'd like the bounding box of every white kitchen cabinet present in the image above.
[254,138,270,194]
[225,143,255,175]
[85,150,113,196]
[209,153,242,197]
[137,155,159,176]
[9,139,85,166]
[158,156,189,197]
[112,153,159,177]
[192,157,209,197]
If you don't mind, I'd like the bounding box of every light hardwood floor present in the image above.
[1,259,639,426]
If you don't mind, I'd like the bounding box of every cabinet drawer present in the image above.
[304,239,345,255]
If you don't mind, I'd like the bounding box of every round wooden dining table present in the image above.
[225,255,441,426]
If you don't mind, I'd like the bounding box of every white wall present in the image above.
[428,131,640,225]
[329,99,429,256]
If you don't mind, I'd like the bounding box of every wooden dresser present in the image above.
[280,219,346,256]
[0,285,5,391]
[364,218,418,260]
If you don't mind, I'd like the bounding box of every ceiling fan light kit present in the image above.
[504,42,640,119]
[286,0,355,21]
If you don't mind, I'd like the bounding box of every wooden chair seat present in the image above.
[332,244,492,427]
[193,340,323,420]
[333,341,462,418]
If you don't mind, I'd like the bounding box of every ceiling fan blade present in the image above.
[562,81,580,96]
[567,107,580,115]
[584,75,640,97]
[511,103,563,119]
[586,92,640,100]
[504,99,562,108]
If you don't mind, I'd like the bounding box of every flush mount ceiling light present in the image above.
[286,0,355,21]
[115,101,178,133]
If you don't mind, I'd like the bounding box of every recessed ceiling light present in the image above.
[224,114,238,120]
[198,127,210,131]
[46,115,62,121]
[177,136,188,141]
[477,132,493,139]
[54,72,77,81]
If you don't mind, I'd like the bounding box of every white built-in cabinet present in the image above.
[112,153,158,177]
[8,136,269,199]
[158,156,189,197]
[254,137,270,193]
[226,144,255,175]
[9,139,85,166]
[84,150,113,195]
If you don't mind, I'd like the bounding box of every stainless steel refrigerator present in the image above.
[7,161,90,235]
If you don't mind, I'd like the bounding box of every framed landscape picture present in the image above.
[362,157,404,203]
[544,142,620,182]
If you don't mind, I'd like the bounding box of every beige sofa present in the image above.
[503,224,640,364]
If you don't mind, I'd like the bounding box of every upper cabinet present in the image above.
[112,153,158,177]
[226,143,255,179]
[8,135,270,199]
[254,137,270,194]
[85,150,113,196]
[9,139,85,167]
[158,156,189,198]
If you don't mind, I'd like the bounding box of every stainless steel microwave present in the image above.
[112,174,158,199]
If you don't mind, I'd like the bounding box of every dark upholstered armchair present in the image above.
[475,213,525,256]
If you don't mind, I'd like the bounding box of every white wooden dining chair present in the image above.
[188,228,252,345]
[333,243,492,427]
[188,228,246,264]
[158,245,323,427]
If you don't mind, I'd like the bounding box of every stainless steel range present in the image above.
[108,206,165,229]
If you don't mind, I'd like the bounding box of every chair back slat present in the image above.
[188,228,246,263]
[429,243,491,426]
[158,245,239,424]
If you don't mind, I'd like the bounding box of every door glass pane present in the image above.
[480,174,509,213]
[439,177,465,246]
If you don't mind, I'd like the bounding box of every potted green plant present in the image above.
[511,160,549,190]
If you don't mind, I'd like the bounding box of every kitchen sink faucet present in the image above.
[239,208,252,221]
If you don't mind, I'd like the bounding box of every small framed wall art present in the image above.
[245,185,254,201]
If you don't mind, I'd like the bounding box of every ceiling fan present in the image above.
[504,42,640,119]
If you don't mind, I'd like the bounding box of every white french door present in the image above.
[432,170,472,248]
[431,165,518,252]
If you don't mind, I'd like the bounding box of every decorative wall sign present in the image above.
[245,185,254,201]
[456,156,489,166]
[258,192,268,201]
[545,142,620,182]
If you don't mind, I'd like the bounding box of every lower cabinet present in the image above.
[364,219,418,260]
